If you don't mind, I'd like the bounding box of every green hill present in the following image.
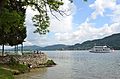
[41,44,68,50]
[6,33,120,51]
[66,33,120,50]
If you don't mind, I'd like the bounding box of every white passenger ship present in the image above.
[89,46,111,53]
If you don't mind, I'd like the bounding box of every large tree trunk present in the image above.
[2,44,4,56]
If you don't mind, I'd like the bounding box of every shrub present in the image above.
[45,60,56,67]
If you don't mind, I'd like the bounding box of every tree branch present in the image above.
[49,8,60,21]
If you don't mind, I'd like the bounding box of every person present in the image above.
[37,50,39,54]
[28,64,32,68]
[33,51,36,54]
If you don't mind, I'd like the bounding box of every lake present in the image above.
[15,50,120,79]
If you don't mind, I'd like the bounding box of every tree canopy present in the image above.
[0,0,87,55]
[0,0,65,55]
[0,0,65,34]
[0,8,26,45]
[0,0,27,55]
[0,0,87,34]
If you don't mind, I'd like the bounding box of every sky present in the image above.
[24,0,120,47]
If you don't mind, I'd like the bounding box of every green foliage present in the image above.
[0,2,26,55]
[7,57,29,73]
[45,60,56,67]
[47,0,64,11]
[0,60,28,79]
[0,0,64,34]
[8,26,27,46]
[32,15,50,34]
[0,0,65,48]
[0,9,22,30]
[0,68,14,79]
[0,9,25,34]
[9,64,29,73]
[31,0,64,34]
[0,10,26,56]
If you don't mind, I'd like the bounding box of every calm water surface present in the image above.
[15,50,120,79]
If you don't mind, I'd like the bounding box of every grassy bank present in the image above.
[0,67,14,79]
[0,64,29,79]
[0,55,56,79]
[0,60,56,79]
[0,63,29,79]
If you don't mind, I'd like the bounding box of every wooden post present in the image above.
[21,43,23,54]
[2,44,4,56]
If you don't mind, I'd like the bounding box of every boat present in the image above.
[89,46,111,53]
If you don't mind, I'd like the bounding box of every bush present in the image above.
[45,60,56,67]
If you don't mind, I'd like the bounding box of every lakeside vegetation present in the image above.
[0,68,14,79]
[0,63,28,79]
[0,55,29,79]
[0,55,56,79]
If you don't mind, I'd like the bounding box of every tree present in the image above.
[0,7,26,56]
[0,0,89,35]
[0,0,87,55]
[0,0,64,55]
[0,0,64,34]
[8,26,26,53]
[0,0,88,34]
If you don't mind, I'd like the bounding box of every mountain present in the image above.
[66,33,120,50]
[22,45,42,51]
[9,45,42,51]
[41,44,68,50]
[10,44,68,51]
[8,33,120,51]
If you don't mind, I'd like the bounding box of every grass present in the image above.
[0,67,14,79]
[0,57,29,79]
[0,56,56,79]
[7,56,29,74]
[9,64,29,74]
[0,63,29,79]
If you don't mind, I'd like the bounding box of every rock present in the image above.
[18,53,48,68]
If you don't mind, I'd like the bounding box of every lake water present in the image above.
[15,50,120,79]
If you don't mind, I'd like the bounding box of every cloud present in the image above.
[54,0,120,45]
[24,0,120,46]
[49,15,73,33]
[111,5,120,23]
[55,22,120,45]
[49,0,75,33]
[89,0,116,19]
[2,0,120,49]
[24,0,75,46]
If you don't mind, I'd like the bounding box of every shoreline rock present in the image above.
[18,53,48,68]
[0,52,56,75]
